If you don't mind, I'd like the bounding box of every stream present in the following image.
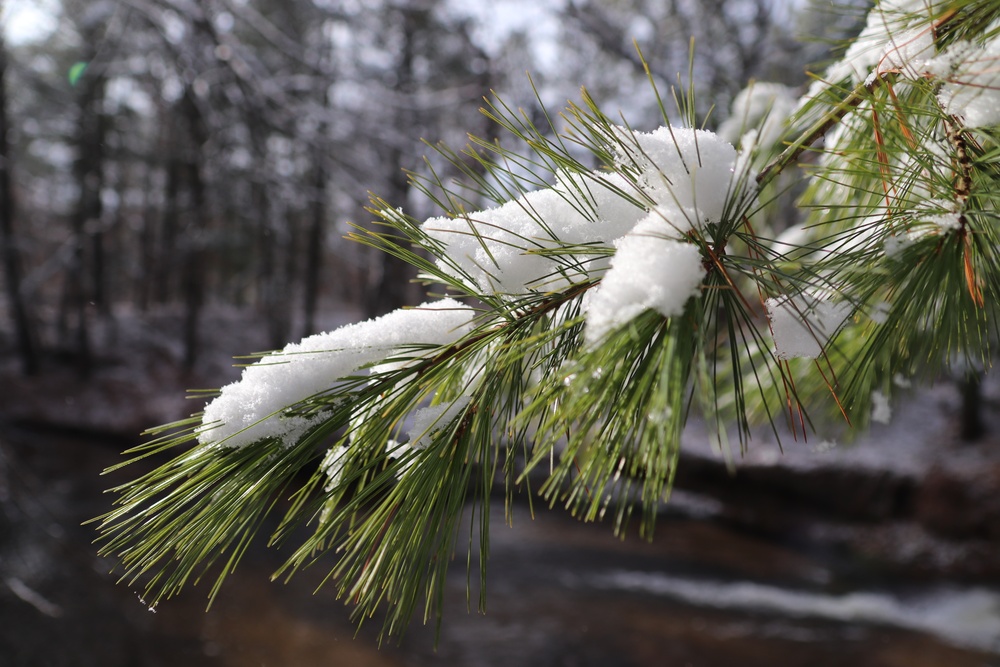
[1,424,998,667]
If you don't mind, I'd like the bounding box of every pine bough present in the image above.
[95,0,1000,639]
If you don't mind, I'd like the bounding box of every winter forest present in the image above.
[3,0,1000,665]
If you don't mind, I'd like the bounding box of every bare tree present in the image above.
[62,12,113,376]
[0,27,39,375]
[560,0,803,125]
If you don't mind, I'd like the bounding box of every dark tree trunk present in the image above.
[0,32,38,375]
[302,147,327,338]
[365,7,421,319]
[136,162,157,312]
[959,371,986,442]
[253,180,278,340]
[158,153,182,306]
[181,158,205,371]
[367,154,417,319]
[266,201,293,350]
[179,88,208,371]
[64,52,108,377]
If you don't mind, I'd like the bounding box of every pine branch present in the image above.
[94,0,1000,642]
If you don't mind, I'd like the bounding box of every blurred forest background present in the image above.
[0,0,847,393]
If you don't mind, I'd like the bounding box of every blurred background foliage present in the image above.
[0,0,851,377]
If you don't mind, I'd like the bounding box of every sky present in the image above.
[2,0,60,45]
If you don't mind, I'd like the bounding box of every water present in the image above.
[1,426,999,667]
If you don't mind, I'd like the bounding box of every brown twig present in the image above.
[756,75,887,188]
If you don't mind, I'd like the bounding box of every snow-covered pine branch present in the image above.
[96,0,1000,641]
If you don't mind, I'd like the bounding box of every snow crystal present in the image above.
[766,294,852,360]
[871,390,893,424]
[883,232,918,259]
[926,210,963,232]
[930,34,1000,129]
[197,299,474,449]
[585,214,704,343]
[885,201,963,258]
[321,444,347,491]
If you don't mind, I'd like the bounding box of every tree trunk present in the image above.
[959,371,986,442]
[181,158,205,371]
[365,6,421,319]
[64,51,108,376]
[158,152,182,306]
[0,31,38,375]
[136,162,157,312]
[302,144,327,338]
[179,88,208,371]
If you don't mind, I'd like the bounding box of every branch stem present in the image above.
[756,75,887,188]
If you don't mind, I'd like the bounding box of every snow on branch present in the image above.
[197,299,474,449]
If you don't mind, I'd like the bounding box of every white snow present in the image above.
[584,215,705,343]
[766,294,852,360]
[884,200,963,258]
[422,169,645,295]
[424,127,749,339]
[878,25,936,78]
[609,126,748,231]
[575,127,750,343]
[321,444,348,491]
[405,396,473,451]
[325,394,472,487]
[589,570,1000,653]
[718,82,796,149]
[793,0,943,130]
[871,390,893,424]
[196,299,474,449]
[929,33,1000,128]
[919,198,964,233]
[825,0,943,84]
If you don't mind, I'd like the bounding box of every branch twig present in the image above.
[756,75,887,187]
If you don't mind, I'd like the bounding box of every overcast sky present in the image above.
[2,0,60,44]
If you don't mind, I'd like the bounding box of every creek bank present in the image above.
[672,379,1000,582]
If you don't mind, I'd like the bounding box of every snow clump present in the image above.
[401,397,472,453]
[584,127,750,342]
[825,0,943,84]
[928,31,1000,129]
[584,215,704,343]
[609,126,749,232]
[766,294,853,359]
[423,125,750,344]
[325,396,473,486]
[421,169,644,295]
[795,1,942,124]
[871,390,893,424]
[197,299,474,449]
[718,82,796,150]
